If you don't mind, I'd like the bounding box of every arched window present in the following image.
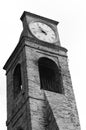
[13,64,22,98]
[38,57,63,93]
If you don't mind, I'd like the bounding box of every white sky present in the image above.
[0,0,86,130]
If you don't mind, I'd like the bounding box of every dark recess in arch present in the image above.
[13,63,22,98]
[38,57,63,93]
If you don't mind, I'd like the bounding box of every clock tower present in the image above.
[3,11,81,130]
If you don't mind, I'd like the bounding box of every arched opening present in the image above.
[38,57,63,93]
[13,64,22,98]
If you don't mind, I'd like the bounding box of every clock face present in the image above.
[29,22,57,43]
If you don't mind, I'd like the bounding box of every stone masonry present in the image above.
[3,11,81,130]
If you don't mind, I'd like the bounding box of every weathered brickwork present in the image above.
[24,43,81,130]
[3,11,81,130]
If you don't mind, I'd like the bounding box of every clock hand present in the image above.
[37,23,47,35]
[41,29,47,35]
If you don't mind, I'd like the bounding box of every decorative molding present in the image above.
[20,11,59,25]
[3,36,67,72]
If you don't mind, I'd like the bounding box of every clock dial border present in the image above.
[28,21,58,43]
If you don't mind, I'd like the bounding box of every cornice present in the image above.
[20,11,59,25]
[3,36,67,71]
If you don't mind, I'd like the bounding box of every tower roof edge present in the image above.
[20,11,59,25]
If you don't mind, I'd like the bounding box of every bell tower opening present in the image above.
[38,57,63,93]
[13,63,22,99]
